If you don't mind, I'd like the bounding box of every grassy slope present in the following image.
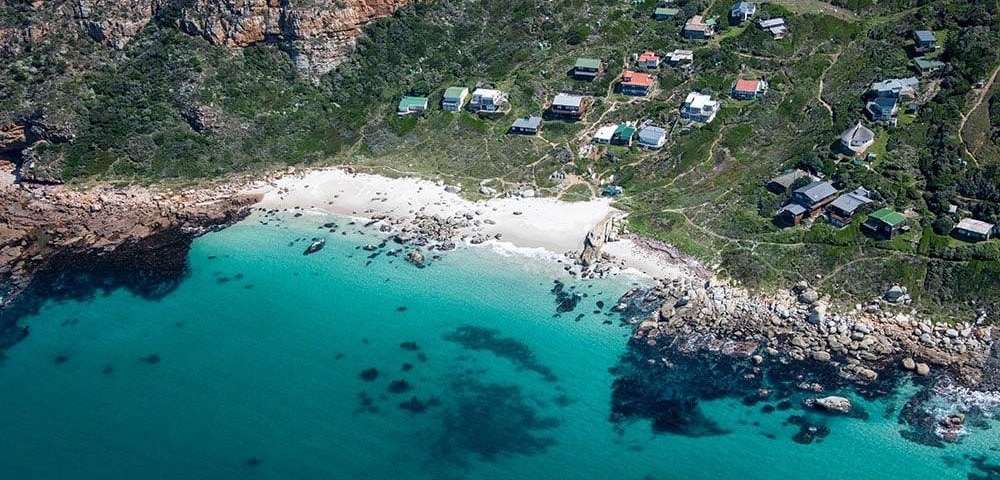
[3,0,999,319]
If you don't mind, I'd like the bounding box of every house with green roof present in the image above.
[573,57,603,80]
[611,123,637,146]
[398,96,428,115]
[863,208,906,239]
[441,87,469,112]
[655,7,679,20]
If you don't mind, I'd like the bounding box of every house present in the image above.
[510,116,543,135]
[550,93,589,119]
[611,123,637,146]
[655,7,680,20]
[620,70,656,96]
[758,17,787,39]
[767,169,813,193]
[442,87,469,112]
[914,57,945,75]
[870,77,919,98]
[838,121,876,155]
[953,218,995,242]
[730,1,756,24]
[863,208,906,239]
[731,78,768,100]
[397,96,428,115]
[681,92,720,123]
[683,15,716,40]
[776,203,808,226]
[573,58,603,80]
[791,180,838,212]
[667,49,694,66]
[866,96,900,123]
[826,187,874,227]
[637,51,661,70]
[468,88,509,114]
[638,125,667,149]
[913,30,936,53]
[593,124,617,144]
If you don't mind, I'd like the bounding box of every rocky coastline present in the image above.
[0,180,260,346]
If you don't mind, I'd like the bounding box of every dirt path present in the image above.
[958,63,1000,167]
[814,49,843,122]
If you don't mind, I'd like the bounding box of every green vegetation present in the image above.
[2,0,999,319]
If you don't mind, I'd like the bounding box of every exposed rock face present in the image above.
[3,0,409,77]
[0,182,261,319]
[179,0,409,76]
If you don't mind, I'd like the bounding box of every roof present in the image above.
[829,187,873,214]
[956,218,995,235]
[914,30,935,42]
[778,204,807,216]
[443,86,467,100]
[770,169,811,188]
[871,77,918,95]
[638,125,666,141]
[575,58,602,70]
[758,17,785,28]
[734,79,762,93]
[685,15,711,30]
[655,7,680,15]
[669,49,694,61]
[622,71,655,87]
[868,95,898,112]
[731,2,756,14]
[398,96,427,110]
[511,116,542,130]
[794,180,837,203]
[914,57,945,70]
[613,124,637,141]
[638,51,659,62]
[553,93,584,108]
[472,88,503,98]
[594,125,617,141]
[840,122,875,147]
[684,92,716,110]
[869,208,906,227]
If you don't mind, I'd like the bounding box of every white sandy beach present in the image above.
[253,168,699,281]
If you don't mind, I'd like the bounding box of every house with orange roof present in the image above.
[620,70,656,96]
[731,78,768,100]
[637,51,661,70]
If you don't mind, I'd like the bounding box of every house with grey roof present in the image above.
[914,57,945,75]
[838,122,876,155]
[791,180,838,212]
[953,218,995,242]
[867,96,900,124]
[776,203,808,226]
[683,15,716,40]
[870,77,919,98]
[637,125,667,149]
[510,116,543,135]
[827,187,874,227]
[767,169,814,193]
[866,78,918,125]
[758,17,787,38]
[549,93,589,119]
[913,30,936,53]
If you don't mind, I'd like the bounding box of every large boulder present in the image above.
[808,395,852,414]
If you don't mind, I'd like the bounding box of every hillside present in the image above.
[1,0,999,319]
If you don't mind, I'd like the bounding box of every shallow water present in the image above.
[0,213,997,480]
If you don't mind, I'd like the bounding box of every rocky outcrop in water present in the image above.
[0,181,260,337]
[623,277,994,389]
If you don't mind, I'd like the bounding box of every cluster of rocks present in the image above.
[626,275,995,388]
[0,180,260,322]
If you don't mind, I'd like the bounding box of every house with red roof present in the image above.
[637,51,661,70]
[731,78,768,100]
[620,70,656,96]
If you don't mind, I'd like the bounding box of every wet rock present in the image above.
[405,250,425,267]
[807,395,852,414]
[915,363,930,376]
[303,239,325,255]
[901,357,915,370]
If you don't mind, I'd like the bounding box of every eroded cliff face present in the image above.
[178,0,409,76]
[3,0,409,76]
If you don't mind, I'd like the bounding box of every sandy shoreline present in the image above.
[253,168,695,281]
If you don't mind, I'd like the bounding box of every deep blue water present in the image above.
[0,212,997,479]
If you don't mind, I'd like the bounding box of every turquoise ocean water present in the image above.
[0,213,997,480]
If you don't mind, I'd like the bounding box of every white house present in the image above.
[469,88,510,113]
[681,92,720,123]
[638,125,667,149]
[668,49,694,65]
[593,124,617,144]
